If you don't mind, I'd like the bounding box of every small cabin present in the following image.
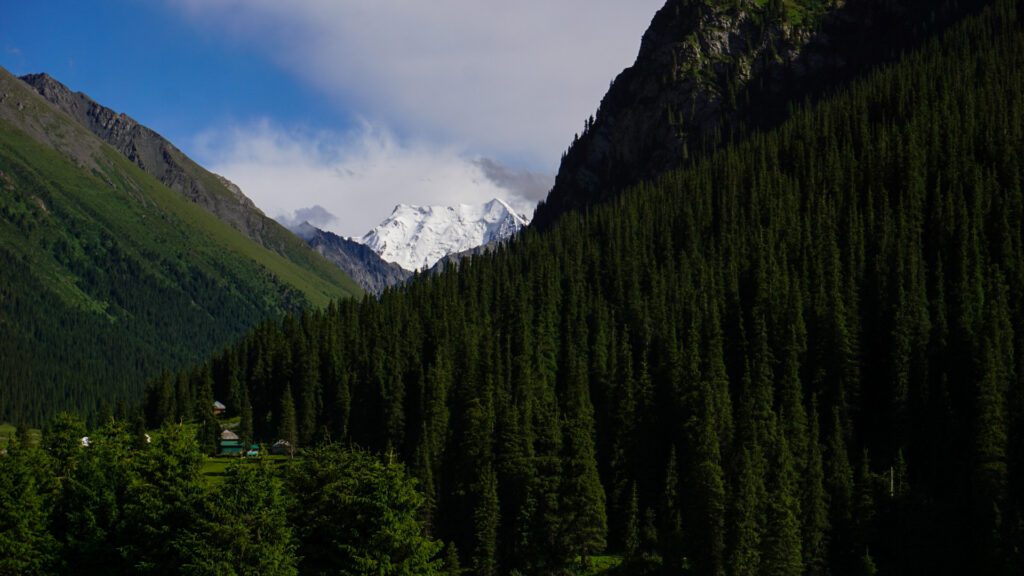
[212,401,227,417]
[245,444,260,458]
[219,429,244,456]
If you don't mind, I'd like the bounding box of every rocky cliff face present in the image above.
[532,0,987,229]
[296,223,412,296]
[19,73,273,246]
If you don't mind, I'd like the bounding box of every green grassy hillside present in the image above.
[0,71,361,424]
[17,70,362,300]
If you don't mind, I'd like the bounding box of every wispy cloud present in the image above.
[473,158,553,203]
[276,205,337,231]
[195,120,542,237]
[167,0,663,167]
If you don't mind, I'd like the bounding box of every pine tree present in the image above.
[0,438,57,576]
[240,384,254,445]
[279,385,298,456]
[193,367,219,455]
[443,542,463,576]
[762,432,804,576]
[826,407,855,566]
[121,423,205,575]
[181,459,298,575]
[659,447,685,575]
[729,447,763,576]
[557,356,608,567]
[686,387,726,576]
[854,450,877,558]
[624,482,641,563]
[973,272,1013,570]
[473,464,500,576]
[41,412,87,476]
[802,398,829,575]
[284,446,442,575]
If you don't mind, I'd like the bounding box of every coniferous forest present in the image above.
[3,0,1024,574]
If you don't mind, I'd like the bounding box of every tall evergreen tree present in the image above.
[279,385,298,456]
[182,459,298,576]
[0,437,56,576]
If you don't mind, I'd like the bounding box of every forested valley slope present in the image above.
[1,0,1022,574]
[144,1,1024,573]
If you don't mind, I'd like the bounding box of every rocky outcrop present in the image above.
[532,0,988,229]
[296,223,412,296]
[427,240,504,275]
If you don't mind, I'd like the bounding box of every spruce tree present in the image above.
[0,437,57,576]
[686,388,726,576]
[240,384,254,446]
[826,407,855,566]
[802,398,829,575]
[762,432,804,576]
[121,423,205,575]
[279,385,298,456]
[729,447,763,576]
[659,447,685,575]
[624,482,641,563]
[182,459,298,575]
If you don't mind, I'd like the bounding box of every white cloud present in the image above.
[167,0,664,167]
[276,205,338,231]
[195,120,539,237]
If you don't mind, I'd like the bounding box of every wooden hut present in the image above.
[219,429,243,455]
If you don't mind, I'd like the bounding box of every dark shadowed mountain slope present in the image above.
[532,0,989,229]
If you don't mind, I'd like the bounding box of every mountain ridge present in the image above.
[0,66,358,423]
[357,197,530,271]
[532,0,990,229]
[17,71,360,297]
[295,223,412,295]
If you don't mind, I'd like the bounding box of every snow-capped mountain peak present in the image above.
[357,198,530,271]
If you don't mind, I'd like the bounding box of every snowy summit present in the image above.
[357,198,530,272]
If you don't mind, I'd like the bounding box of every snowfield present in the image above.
[357,198,530,271]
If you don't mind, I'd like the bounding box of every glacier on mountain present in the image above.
[357,198,530,271]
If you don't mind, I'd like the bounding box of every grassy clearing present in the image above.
[0,422,42,449]
[201,454,291,486]
[201,456,237,486]
[0,423,13,449]
[574,555,624,575]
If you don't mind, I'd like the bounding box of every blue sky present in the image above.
[1,0,663,236]
[1,0,348,151]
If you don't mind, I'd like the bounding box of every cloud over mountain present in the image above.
[195,120,541,237]
[168,0,663,166]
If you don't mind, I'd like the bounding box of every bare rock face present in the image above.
[532,0,986,230]
[296,223,412,296]
[19,73,272,246]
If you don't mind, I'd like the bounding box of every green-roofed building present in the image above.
[219,429,243,456]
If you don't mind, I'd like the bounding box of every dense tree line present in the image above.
[0,416,442,576]
[142,2,1024,573]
